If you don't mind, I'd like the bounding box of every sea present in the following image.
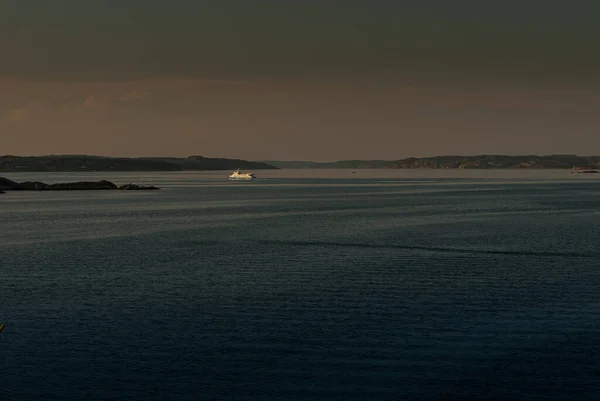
[1,169,599,400]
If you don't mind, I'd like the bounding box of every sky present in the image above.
[1,0,599,161]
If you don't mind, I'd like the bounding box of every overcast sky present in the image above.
[1,0,599,160]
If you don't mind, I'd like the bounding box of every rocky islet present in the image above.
[0,177,159,191]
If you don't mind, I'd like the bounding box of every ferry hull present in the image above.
[229,169,256,180]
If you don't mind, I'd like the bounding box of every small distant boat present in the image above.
[229,169,256,180]
[0,323,5,334]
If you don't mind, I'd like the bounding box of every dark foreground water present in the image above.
[1,170,599,400]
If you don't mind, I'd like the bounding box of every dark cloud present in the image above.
[1,1,598,83]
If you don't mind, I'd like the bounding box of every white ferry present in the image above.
[229,169,256,180]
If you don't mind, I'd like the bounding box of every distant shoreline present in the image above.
[1,154,599,171]
[0,155,278,173]
[265,155,600,170]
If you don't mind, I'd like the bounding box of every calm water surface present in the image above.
[1,170,599,400]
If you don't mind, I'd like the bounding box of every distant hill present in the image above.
[3,154,598,172]
[0,155,278,172]
[265,155,600,169]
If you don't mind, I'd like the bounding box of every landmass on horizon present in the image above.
[0,155,277,172]
[265,155,600,170]
[1,154,600,172]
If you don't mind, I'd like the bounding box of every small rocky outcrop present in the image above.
[45,180,118,190]
[0,177,19,190]
[118,183,160,190]
[16,181,51,190]
[0,177,159,191]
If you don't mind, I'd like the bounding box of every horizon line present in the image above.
[1,153,596,164]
